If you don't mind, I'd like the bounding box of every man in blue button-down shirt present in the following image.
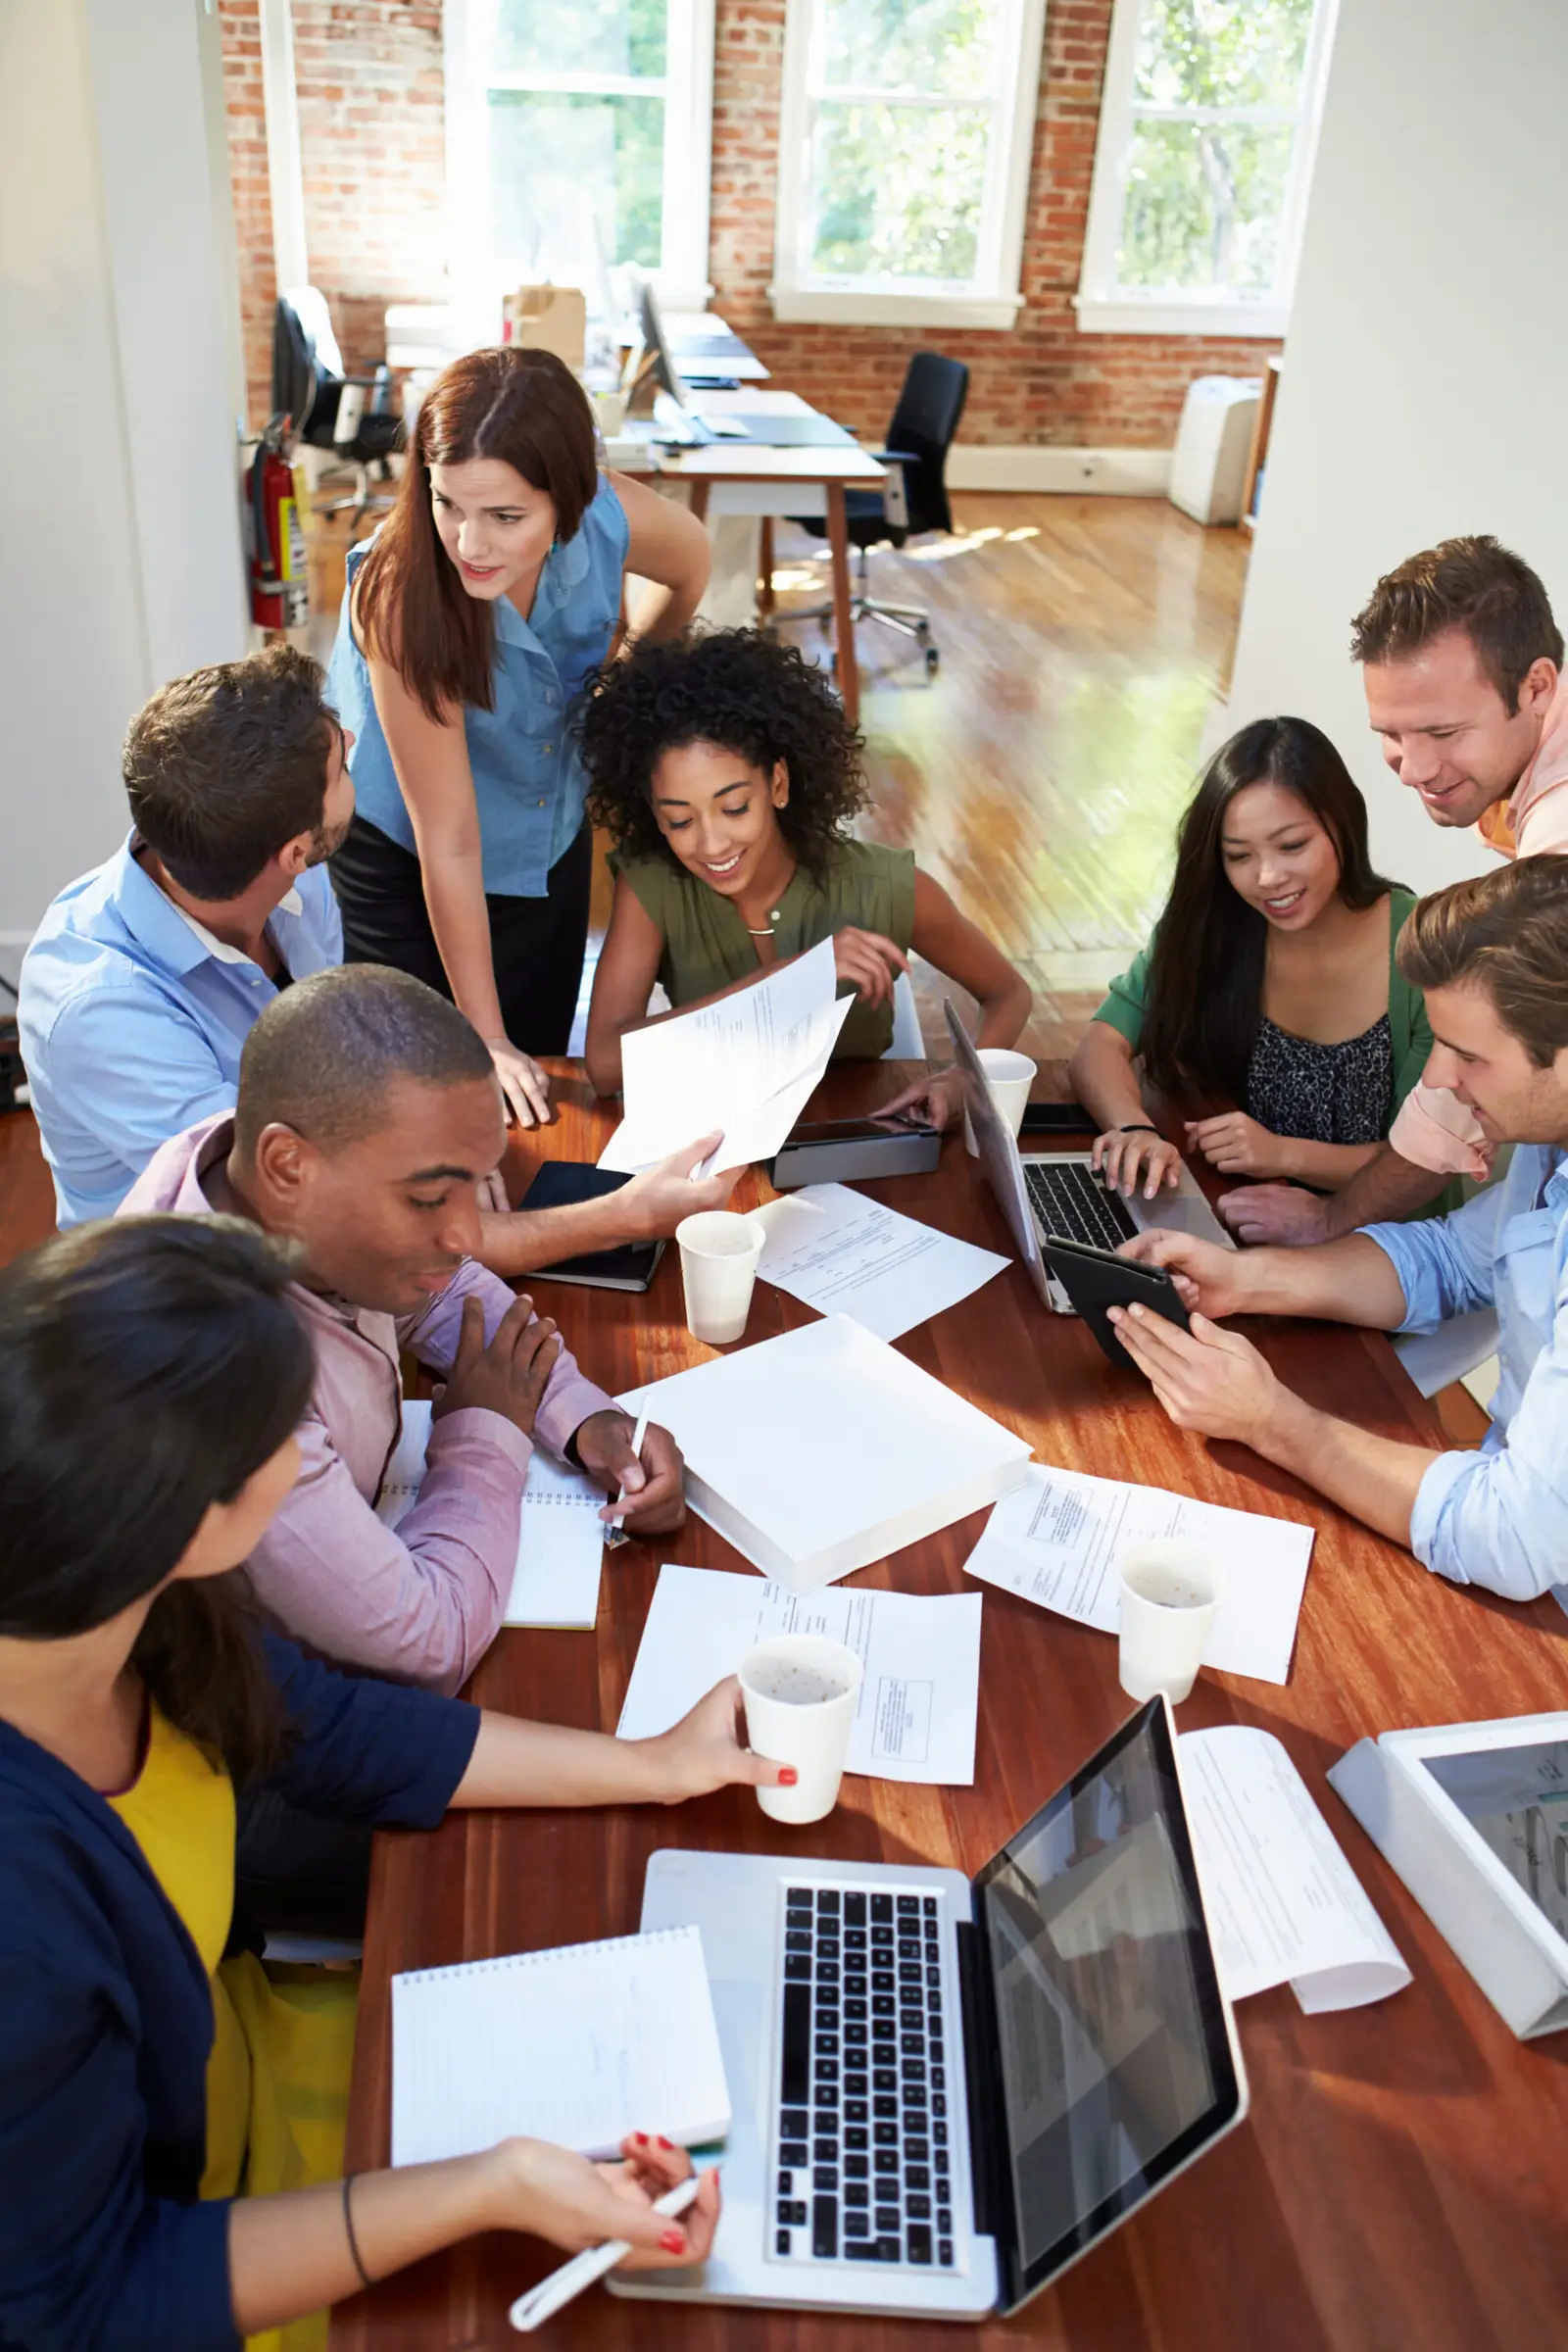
[1108,858,1568,1605]
[20,646,352,1227]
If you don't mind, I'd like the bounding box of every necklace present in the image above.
[744,910,782,936]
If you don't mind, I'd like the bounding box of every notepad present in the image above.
[390,1926,730,2166]
[617,1313,1032,1594]
[375,1399,605,1629]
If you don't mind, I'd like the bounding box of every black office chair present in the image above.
[785,352,969,678]
[270,289,403,525]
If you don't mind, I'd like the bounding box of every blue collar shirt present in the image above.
[1362,1143,1568,1601]
[18,836,342,1228]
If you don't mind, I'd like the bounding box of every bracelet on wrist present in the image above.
[342,2174,372,2291]
[1118,1123,1158,1135]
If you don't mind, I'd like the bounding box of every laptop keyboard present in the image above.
[1023,1159,1139,1252]
[770,1883,957,2273]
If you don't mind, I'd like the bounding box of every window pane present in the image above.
[487,91,663,274]
[1133,0,1314,113]
[1115,118,1295,295]
[808,102,988,279]
[820,0,1001,100]
[492,0,666,78]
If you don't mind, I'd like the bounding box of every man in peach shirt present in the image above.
[1224,536,1568,1246]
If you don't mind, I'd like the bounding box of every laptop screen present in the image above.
[972,1699,1245,2312]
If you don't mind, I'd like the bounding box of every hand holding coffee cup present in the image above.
[739,1636,863,1824]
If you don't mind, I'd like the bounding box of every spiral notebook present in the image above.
[390,1926,731,2166]
[375,1398,605,1628]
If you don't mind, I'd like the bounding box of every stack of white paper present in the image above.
[617,1313,1032,1594]
[963,1462,1313,1685]
[391,1925,729,2165]
[755,1183,1008,1342]
[375,1398,605,1629]
[598,935,854,1173]
[616,1563,984,1784]
[1180,1726,1411,2012]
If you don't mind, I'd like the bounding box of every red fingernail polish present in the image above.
[661,2230,686,2254]
[779,1767,799,1786]
[657,2134,675,2150]
[633,2132,648,2143]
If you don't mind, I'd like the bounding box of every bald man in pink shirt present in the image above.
[1223,535,1568,1247]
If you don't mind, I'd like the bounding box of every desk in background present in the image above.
[331,1060,1568,2352]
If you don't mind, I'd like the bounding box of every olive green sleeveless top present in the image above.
[611,839,917,1060]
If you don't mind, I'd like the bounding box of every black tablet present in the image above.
[1040,1233,1190,1370]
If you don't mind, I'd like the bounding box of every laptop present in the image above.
[611,1697,1248,2321]
[944,1002,1233,1313]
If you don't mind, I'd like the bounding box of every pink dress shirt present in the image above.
[1387,671,1568,1180]
[121,1115,613,1692]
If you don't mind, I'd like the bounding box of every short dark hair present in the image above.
[1396,856,1568,1069]
[233,963,497,1159]
[1349,536,1564,711]
[579,628,869,884]
[123,643,340,900]
[0,1216,315,1780]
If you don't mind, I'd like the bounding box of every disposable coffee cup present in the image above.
[1117,1540,1222,1706]
[740,1635,864,1825]
[676,1208,766,1346]
[963,1047,1037,1157]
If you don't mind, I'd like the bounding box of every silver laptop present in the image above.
[945,1002,1233,1313]
[611,1698,1248,2322]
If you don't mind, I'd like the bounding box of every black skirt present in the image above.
[329,813,593,1056]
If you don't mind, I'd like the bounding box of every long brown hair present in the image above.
[355,346,600,720]
[1138,717,1397,1104]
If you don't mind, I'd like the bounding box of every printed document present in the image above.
[963,1462,1313,1685]
[598,935,854,1173]
[1180,1726,1411,2012]
[615,1562,983,1785]
[755,1182,1008,1342]
[376,1398,604,1628]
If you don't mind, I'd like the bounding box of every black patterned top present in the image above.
[1246,1013,1394,1146]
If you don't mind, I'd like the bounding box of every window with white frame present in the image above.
[444,0,714,319]
[1077,0,1338,335]
[770,0,1049,329]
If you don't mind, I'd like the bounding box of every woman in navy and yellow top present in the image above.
[580,629,1033,1128]
[327,346,710,1128]
[0,1219,796,2352]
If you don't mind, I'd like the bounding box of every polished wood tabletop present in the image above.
[333,1061,1568,2352]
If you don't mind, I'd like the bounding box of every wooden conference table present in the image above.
[334,1063,1568,2352]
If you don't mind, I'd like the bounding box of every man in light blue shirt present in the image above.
[20,647,352,1227]
[1107,858,1568,1605]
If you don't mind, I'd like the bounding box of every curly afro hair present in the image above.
[578,628,869,882]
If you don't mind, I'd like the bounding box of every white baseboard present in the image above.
[946,445,1173,496]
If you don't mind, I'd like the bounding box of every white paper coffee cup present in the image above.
[676,1209,766,1345]
[740,1635,863,1824]
[963,1047,1037,1156]
[1117,1540,1222,1705]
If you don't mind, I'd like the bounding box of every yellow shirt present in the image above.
[110,1704,359,2352]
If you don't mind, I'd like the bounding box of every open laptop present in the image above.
[640,277,854,449]
[945,1002,1232,1313]
[611,1697,1248,2321]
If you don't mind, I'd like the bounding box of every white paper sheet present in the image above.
[615,1562,983,1785]
[963,1462,1312,1686]
[598,935,855,1173]
[1180,1725,1411,2012]
[375,1398,605,1629]
[754,1182,1008,1342]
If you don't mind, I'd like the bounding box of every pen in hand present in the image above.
[509,2171,704,2333]
[603,1402,650,1549]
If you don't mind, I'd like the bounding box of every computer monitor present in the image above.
[637,272,691,408]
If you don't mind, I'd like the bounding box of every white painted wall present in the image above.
[1225,0,1568,899]
[0,0,250,950]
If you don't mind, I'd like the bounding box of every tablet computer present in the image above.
[1039,1234,1191,1370]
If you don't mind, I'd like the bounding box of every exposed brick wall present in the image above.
[220,0,1277,447]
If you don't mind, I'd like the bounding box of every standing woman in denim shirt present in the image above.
[327,347,710,1127]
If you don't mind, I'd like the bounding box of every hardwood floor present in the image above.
[0,495,1248,1268]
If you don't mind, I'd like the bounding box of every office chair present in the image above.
[785,352,969,678]
[271,288,402,527]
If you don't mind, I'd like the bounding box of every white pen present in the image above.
[509,2172,702,2333]
[603,1402,650,1550]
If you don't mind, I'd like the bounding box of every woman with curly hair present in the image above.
[579,631,1031,1127]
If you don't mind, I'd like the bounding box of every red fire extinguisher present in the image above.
[247,415,310,630]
